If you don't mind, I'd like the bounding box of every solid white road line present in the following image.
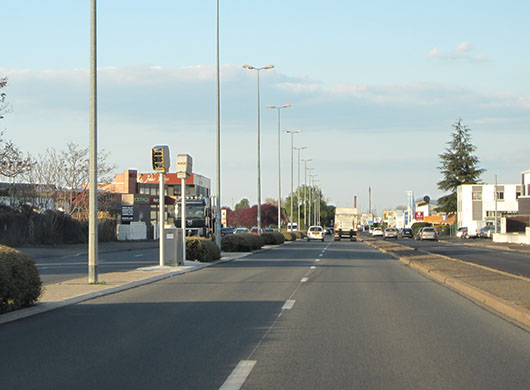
[219,360,257,390]
[301,277,309,283]
[282,300,296,310]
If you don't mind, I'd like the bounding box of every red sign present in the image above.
[414,211,424,221]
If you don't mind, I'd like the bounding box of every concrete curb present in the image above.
[362,239,530,330]
[1,243,282,325]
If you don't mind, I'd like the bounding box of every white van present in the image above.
[287,222,298,232]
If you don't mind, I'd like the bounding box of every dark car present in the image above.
[479,225,494,239]
[220,227,235,236]
[400,228,414,238]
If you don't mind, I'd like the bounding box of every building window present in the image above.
[472,191,482,200]
[516,192,521,199]
[496,192,504,200]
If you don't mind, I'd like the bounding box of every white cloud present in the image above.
[427,42,487,62]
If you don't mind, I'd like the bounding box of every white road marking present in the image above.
[282,300,296,310]
[219,360,257,390]
[319,254,323,257]
[310,266,316,269]
[315,259,320,262]
[301,277,309,283]
[133,254,144,257]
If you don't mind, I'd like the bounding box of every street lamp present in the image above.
[302,158,312,230]
[215,0,221,249]
[267,103,291,231]
[307,167,315,227]
[312,174,319,226]
[243,64,274,234]
[284,129,302,230]
[294,146,307,230]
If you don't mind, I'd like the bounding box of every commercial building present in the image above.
[457,183,522,235]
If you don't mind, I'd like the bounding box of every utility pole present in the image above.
[494,174,498,234]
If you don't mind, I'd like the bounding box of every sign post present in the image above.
[177,154,193,265]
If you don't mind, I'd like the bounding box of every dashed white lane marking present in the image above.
[219,360,257,390]
[319,254,323,257]
[282,300,296,310]
[315,259,320,262]
[133,254,144,257]
[301,277,309,283]
[310,266,316,269]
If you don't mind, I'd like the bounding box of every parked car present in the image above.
[383,228,398,239]
[371,228,384,237]
[264,227,276,233]
[250,226,259,234]
[479,225,494,239]
[234,227,250,234]
[400,228,414,238]
[307,225,325,242]
[417,227,438,241]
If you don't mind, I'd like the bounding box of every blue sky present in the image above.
[2,1,529,212]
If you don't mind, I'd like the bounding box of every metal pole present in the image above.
[181,178,187,263]
[88,0,98,283]
[304,162,307,229]
[257,69,262,234]
[215,0,222,248]
[290,131,294,230]
[494,174,498,234]
[297,148,301,229]
[159,173,165,266]
[277,108,281,231]
[308,174,312,226]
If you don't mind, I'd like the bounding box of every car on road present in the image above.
[326,227,334,235]
[456,227,468,238]
[400,228,414,238]
[234,227,250,234]
[307,226,325,241]
[383,228,398,239]
[264,227,276,233]
[417,227,438,241]
[371,228,384,237]
[220,227,235,236]
[479,225,494,239]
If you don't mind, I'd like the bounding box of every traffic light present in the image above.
[151,145,170,173]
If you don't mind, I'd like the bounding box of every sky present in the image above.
[1,1,529,213]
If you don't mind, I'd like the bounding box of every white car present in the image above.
[371,228,384,237]
[307,226,325,242]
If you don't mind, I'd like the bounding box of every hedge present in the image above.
[186,237,220,262]
[222,233,264,252]
[261,232,285,245]
[282,232,297,241]
[0,245,42,314]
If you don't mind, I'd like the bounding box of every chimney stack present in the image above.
[354,195,357,209]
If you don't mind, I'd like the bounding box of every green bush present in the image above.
[282,232,297,241]
[0,245,42,314]
[261,232,285,245]
[186,237,220,262]
[221,233,264,252]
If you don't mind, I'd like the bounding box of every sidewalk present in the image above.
[361,237,530,330]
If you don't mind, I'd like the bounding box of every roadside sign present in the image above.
[221,209,227,227]
[414,211,424,221]
[121,205,134,223]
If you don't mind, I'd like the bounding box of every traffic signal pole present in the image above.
[159,172,165,266]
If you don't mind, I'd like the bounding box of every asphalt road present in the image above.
[2,239,530,389]
[378,236,530,278]
[36,248,159,285]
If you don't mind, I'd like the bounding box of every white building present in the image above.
[457,183,522,235]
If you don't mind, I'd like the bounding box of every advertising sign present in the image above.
[414,211,424,221]
[121,205,134,223]
[221,209,227,227]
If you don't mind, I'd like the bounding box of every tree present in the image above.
[25,142,116,218]
[437,118,485,213]
[234,198,250,211]
[0,78,32,179]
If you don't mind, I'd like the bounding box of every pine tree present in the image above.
[437,118,485,213]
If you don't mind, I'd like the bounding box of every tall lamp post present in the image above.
[243,64,274,234]
[267,104,291,231]
[284,129,302,230]
[302,158,312,230]
[294,146,307,230]
[215,0,222,248]
[312,174,319,225]
[88,0,98,283]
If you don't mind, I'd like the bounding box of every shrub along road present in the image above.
[1,239,530,389]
